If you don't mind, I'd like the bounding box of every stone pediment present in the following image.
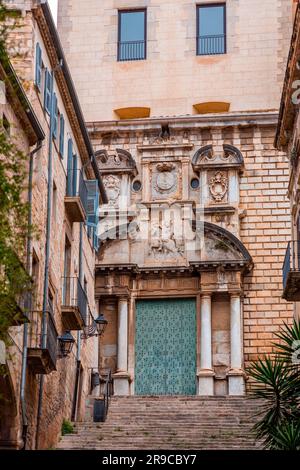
[98,219,252,273]
[194,222,252,270]
[192,145,244,171]
[95,148,137,175]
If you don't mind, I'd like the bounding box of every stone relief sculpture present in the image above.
[103,175,121,206]
[209,171,228,203]
[152,162,178,199]
[149,219,184,258]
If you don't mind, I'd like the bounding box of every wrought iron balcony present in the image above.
[283,241,300,300]
[27,309,58,374]
[61,276,88,330]
[197,35,226,55]
[118,40,146,61]
[65,169,88,223]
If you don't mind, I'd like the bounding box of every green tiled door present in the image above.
[135,298,197,395]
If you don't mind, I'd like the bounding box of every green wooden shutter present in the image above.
[59,115,65,157]
[35,43,42,90]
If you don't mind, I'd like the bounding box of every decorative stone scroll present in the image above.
[209,171,228,203]
[103,175,120,206]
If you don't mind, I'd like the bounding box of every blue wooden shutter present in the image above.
[59,115,65,157]
[35,43,42,90]
[52,93,58,138]
[44,69,52,114]
[72,154,78,196]
[86,180,100,250]
[66,138,73,196]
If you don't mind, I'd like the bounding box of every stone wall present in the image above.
[1,4,100,449]
[57,0,293,121]
[93,114,294,392]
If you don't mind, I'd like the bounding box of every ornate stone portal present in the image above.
[95,132,251,397]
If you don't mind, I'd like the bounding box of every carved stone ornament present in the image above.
[192,144,244,171]
[154,163,177,194]
[149,220,184,258]
[209,171,228,202]
[103,175,120,206]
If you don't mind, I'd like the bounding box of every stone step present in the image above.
[58,397,262,450]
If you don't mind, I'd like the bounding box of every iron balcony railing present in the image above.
[62,276,88,326]
[28,309,58,368]
[197,34,226,55]
[66,169,88,214]
[118,40,146,61]
[283,241,300,290]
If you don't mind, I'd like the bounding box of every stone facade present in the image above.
[0,1,106,450]
[276,0,300,317]
[57,0,295,398]
[58,0,293,121]
[90,115,293,396]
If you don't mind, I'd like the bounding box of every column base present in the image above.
[227,369,245,396]
[113,371,130,396]
[197,369,215,396]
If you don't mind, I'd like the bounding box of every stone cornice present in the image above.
[88,111,279,137]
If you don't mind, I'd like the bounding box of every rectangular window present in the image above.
[59,114,65,157]
[118,9,146,61]
[197,4,226,56]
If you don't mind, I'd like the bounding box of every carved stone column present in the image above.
[227,294,245,395]
[113,297,130,395]
[198,294,215,395]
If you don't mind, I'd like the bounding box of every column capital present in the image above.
[200,292,213,299]
[229,291,242,299]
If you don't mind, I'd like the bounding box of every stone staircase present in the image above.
[57,396,263,450]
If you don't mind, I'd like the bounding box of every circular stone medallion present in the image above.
[156,171,176,192]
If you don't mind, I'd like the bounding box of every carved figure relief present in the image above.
[103,175,120,206]
[209,171,228,203]
[149,219,184,258]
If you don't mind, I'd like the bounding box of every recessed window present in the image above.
[197,4,226,56]
[118,10,146,61]
[191,178,200,190]
[132,180,142,192]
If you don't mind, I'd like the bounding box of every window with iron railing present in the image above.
[197,4,226,56]
[118,9,146,61]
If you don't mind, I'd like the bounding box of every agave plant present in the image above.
[248,321,300,450]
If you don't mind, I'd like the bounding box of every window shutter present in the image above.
[93,226,100,251]
[59,115,65,157]
[66,138,73,196]
[52,93,58,138]
[35,43,42,90]
[44,69,52,115]
[86,180,100,251]
[72,154,78,196]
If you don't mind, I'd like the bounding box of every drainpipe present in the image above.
[20,140,43,450]
[71,223,83,421]
[35,72,55,450]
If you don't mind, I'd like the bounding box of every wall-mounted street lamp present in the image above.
[58,330,75,357]
[81,312,108,340]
